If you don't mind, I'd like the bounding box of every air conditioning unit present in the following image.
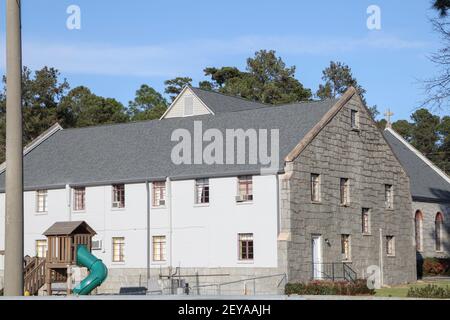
[113,201,121,209]
[236,194,253,202]
[92,240,102,251]
[158,199,166,206]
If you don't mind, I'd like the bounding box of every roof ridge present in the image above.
[62,99,337,133]
[190,86,271,107]
[61,118,161,133]
[278,98,338,107]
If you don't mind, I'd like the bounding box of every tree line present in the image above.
[0,50,448,173]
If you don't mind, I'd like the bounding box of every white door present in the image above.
[312,235,323,280]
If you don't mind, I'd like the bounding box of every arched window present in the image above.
[415,211,423,252]
[435,213,444,252]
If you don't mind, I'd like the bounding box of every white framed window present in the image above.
[36,190,48,213]
[112,184,125,209]
[311,174,321,203]
[73,187,86,211]
[195,179,210,204]
[152,181,166,207]
[237,176,253,202]
[362,208,371,234]
[341,234,351,261]
[238,233,254,261]
[152,236,166,262]
[436,213,444,252]
[385,184,394,209]
[340,178,350,205]
[386,236,395,256]
[351,110,359,129]
[112,237,125,263]
[35,240,47,258]
[415,211,423,252]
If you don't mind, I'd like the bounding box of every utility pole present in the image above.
[4,0,24,296]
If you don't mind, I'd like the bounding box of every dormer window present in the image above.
[184,96,194,116]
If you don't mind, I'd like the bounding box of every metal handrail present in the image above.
[312,263,357,283]
[187,273,288,295]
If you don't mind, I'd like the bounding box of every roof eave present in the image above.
[0,122,63,175]
[385,127,450,184]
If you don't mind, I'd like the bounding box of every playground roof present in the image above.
[43,221,96,236]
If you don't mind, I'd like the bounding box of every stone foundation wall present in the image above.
[97,267,287,295]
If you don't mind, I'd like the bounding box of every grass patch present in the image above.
[376,280,450,298]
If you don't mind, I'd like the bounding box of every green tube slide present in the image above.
[73,245,108,295]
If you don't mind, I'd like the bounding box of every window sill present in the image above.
[72,210,87,214]
[340,204,351,208]
[111,262,126,266]
[151,206,167,210]
[236,201,254,206]
[151,261,167,266]
[111,207,126,211]
[237,260,254,265]
[385,208,394,212]
[311,201,322,205]
[194,203,210,208]
[35,212,48,216]
[362,233,372,237]
[387,255,396,258]
[351,128,360,132]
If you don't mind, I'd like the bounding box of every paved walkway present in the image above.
[420,277,450,282]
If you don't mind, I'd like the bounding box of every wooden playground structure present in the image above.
[24,221,96,296]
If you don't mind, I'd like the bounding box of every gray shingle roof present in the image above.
[190,87,268,113]
[384,129,450,202]
[0,99,337,190]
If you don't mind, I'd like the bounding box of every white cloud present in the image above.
[0,33,428,77]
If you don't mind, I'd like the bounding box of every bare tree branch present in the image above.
[423,17,450,111]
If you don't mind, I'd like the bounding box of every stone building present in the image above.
[0,87,417,294]
[384,127,450,271]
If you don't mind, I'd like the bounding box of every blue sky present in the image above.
[0,0,447,121]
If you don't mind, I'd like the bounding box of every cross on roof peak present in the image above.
[384,109,394,128]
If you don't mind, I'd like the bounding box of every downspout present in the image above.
[276,175,280,236]
[379,228,384,287]
[167,177,173,269]
[66,184,71,222]
[146,180,151,281]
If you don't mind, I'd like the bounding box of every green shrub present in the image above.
[407,285,450,299]
[421,258,450,277]
[285,280,375,296]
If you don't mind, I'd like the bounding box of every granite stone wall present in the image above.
[279,94,417,286]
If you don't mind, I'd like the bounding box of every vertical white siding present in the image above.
[163,87,211,118]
